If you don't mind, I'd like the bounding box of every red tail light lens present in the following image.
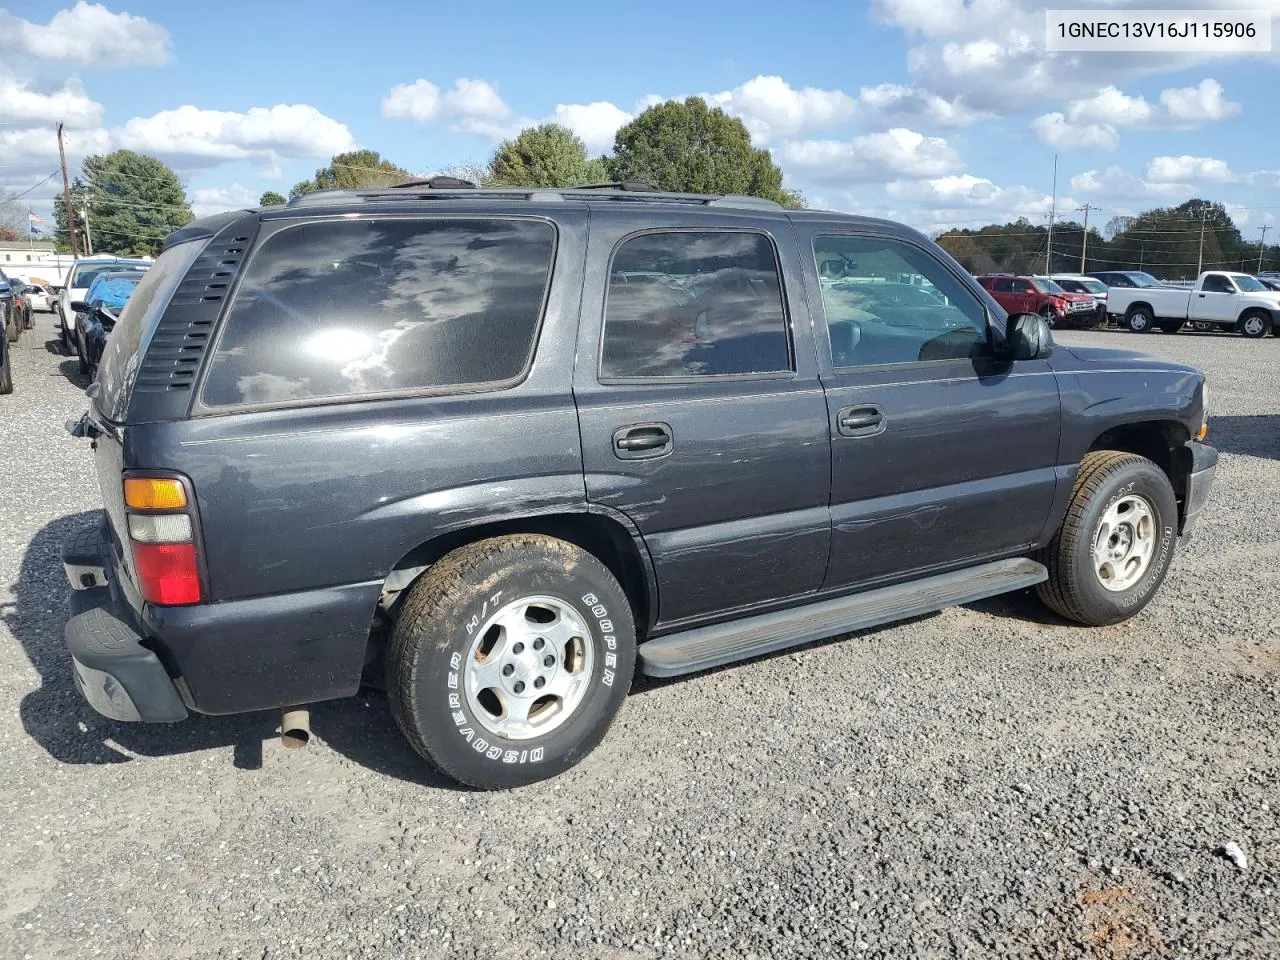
[132,542,202,606]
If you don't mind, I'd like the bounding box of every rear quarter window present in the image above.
[200,217,556,408]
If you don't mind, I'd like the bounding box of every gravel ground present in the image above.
[2,314,1278,959]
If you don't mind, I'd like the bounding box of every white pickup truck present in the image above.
[1108,271,1280,338]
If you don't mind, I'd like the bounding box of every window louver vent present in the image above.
[132,225,256,400]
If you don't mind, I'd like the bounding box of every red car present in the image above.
[976,274,1099,328]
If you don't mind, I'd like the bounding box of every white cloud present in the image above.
[1070,166,1193,198]
[1145,155,1235,183]
[0,2,171,67]
[702,75,857,143]
[382,77,518,137]
[113,104,356,167]
[552,101,631,153]
[0,75,101,126]
[190,183,260,217]
[1160,78,1241,122]
[1067,86,1153,126]
[776,128,962,185]
[853,83,980,129]
[1030,113,1119,151]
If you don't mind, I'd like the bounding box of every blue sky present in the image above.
[3,0,1280,238]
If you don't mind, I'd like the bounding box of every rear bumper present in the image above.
[1181,441,1218,534]
[62,522,378,719]
[66,586,188,723]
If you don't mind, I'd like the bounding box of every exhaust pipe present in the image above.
[280,707,311,748]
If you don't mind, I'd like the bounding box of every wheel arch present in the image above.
[1236,307,1273,334]
[1086,419,1193,523]
[381,508,658,636]
[1124,301,1154,318]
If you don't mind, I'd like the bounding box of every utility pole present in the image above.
[80,206,93,256]
[1077,203,1096,272]
[57,123,81,259]
[1196,208,1208,275]
[1258,225,1271,273]
[1046,154,1058,273]
[1139,243,1145,270]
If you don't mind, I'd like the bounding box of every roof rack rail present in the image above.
[391,175,477,190]
[570,181,660,192]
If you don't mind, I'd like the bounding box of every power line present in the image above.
[3,170,59,202]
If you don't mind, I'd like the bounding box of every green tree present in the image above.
[606,97,802,206]
[53,151,192,257]
[289,149,411,199]
[487,123,606,187]
[259,190,287,206]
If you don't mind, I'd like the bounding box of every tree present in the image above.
[289,150,411,199]
[606,97,803,206]
[259,190,287,206]
[488,124,606,187]
[53,151,192,257]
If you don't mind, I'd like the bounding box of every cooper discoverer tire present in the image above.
[1035,451,1178,626]
[386,534,636,789]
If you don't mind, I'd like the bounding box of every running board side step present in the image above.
[638,557,1047,678]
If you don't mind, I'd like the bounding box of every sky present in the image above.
[3,0,1280,240]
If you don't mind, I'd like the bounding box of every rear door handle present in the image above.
[837,404,885,438]
[613,422,673,459]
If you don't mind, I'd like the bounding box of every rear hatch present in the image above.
[83,239,210,594]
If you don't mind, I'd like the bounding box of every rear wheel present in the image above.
[1239,310,1270,339]
[1156,320,1183,334]
[1125,306,1153,333]
[386,534,636,789]
[0,340,12,395]
[1036,451,1178,626]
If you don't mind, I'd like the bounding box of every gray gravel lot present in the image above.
[2,314,1278,959]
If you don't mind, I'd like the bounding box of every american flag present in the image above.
[28,211,44,236]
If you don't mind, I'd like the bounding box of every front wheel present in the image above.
[1239,310,1270,339]
[76,334,90,375]
[1036,451,1178,626]
[58,311,70,351]
[386,534,636,789]
[1125,307,1153,333]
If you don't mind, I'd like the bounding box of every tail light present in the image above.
[122,473,204,605]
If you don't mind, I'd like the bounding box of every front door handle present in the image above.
[613,422,673,459]
[837,405,885,438]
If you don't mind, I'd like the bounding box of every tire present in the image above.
[58,310,70,351]
[0,340,12,395]
[1125,306,1153,333]
[386,534,637,789]
[76,334,90,375]
[1036,451,1178,626]
[1039,306,1056,329]
[1156,320,1183,334]
[5,315,18,343]
[1239,310,1270,339]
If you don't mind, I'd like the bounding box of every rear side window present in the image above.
[96,239,208,423]
[201,218,555,408]
[600,230,791,379]
[993,278,1013,292]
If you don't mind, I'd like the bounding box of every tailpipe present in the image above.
[280,707,311,749]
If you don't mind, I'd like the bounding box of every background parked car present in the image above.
[8,283,35,332]
[1258,276,1280,293]
[1086,270,1168,289]
[0,270,20,344]
[20,282,53,313]
[974,273,1098,328]
[56,256,150,353]
[73,271,145,376]
[1047,273,1111,324]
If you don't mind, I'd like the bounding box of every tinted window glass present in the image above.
[600,231,790,378]
[814,235,987,367]
[1011,280,1031,293]
[1202,274,1234,293]
[202,218,555,407]
[97,239,208,423]
[993,278,1014,292]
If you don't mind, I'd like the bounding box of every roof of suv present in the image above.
[163,180,919,249]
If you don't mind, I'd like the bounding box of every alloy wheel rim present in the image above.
[1244,316,1264,336]
[463,595,594,741]
[1092,494,1157,592]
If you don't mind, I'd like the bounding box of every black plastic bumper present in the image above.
[62,528,187,723]
[1182,441,1218,534]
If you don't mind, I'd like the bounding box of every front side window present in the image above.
[600,231,791,378]
[202,218,555,407]
[814,235,987,367]
[1202,274,1235,293]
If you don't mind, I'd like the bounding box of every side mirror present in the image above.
[70,300,90,314]
[1004,312,1053,361]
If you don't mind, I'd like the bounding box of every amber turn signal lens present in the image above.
[1197,422,1209,441]
[124,477,188,510]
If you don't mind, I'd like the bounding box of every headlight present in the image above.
[1197,383,1209,441]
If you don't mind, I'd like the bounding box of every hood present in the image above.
[1060,342,1200,375]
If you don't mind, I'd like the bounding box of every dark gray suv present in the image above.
[63,180,1218,788]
